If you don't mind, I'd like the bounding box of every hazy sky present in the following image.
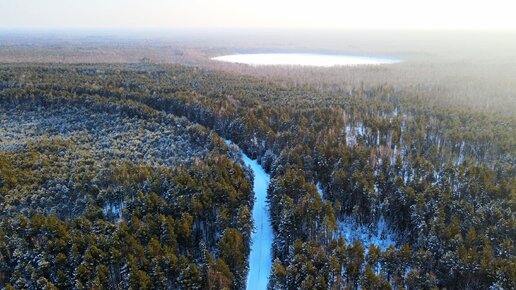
[1,0,515,30]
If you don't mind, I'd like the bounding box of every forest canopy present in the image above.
[0,63,514,289]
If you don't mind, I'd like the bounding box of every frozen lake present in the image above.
[212,53,401,67]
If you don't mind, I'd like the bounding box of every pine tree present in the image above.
[218,228,246,288]
[269,258,287,290]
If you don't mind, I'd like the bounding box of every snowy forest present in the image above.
[0,63,515,289]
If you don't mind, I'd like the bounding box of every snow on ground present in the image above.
[316,182,325,201]
[345,122,365,146]
[102,202,124,219]
[225,140,397,288]
[456,141,466,165]
[337,215,396,251]
[226,140,273,290]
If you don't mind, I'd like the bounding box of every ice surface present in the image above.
[213,53,401,67]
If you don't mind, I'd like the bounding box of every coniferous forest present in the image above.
[0,63,515,289]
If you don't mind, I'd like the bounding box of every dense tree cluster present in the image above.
[0,91,254,289]
[0,63,514,289]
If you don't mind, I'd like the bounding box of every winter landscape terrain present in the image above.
[0,47,514,288]
[0,2,515,289]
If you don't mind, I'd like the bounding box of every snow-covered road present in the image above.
[225,140,273,289]
[241,152,273,290]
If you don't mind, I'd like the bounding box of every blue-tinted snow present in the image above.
[103,202,124,219]
[337,215,396,251]
[316,182,325,201]
[226,140,273,290]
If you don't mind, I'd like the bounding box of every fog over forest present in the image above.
[0,14,515,290]
[1,29,515,115]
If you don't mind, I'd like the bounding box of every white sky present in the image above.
[0,0,515,30]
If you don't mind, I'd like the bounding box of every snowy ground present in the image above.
[316,182,325,201]
[102,202,124,220]
[318,182,396,251]
[226,140,273,290]
[337,215,396,251]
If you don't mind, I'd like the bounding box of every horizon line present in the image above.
[1,26,515,32]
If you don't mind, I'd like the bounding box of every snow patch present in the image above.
[337,215,396,251]
[103,202,124,219]
[316,182,325,201]
[345,122,365,146]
